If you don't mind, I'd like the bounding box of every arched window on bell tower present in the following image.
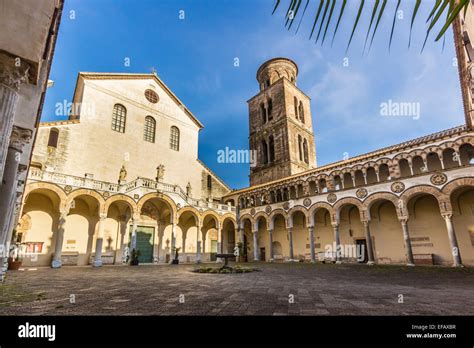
[269,135,275,163]
[294,96,298,119]
[261,140,268,165]
[303,138,309,164]
[299,101,305,124]
[298,135,303,161]
[267,98,273,121]
[260,102,266,124]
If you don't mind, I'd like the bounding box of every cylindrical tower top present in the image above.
[256,57,298,91]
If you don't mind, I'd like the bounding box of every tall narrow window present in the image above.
[207,174,212,190]
[303,138,309,164]
[143,116,156,143]
[298,135,303,161]
[47,128,59,148]
[260,103,266,123]
[261,140,268,165]
[269,136,275,163]
[267,98,273,121]
[294,97,298,118]
[170,126,180,151]
[299,101,305,123]
[112,104,126,133]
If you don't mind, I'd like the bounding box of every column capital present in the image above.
[98,213,107,221]
[441,213,453,220]
[331,222,339,228]
[9,126,32,153]
[398,216,409,224]
[308,225,314,230]
[252,229,258,234]
[361,220,370,227]
[0,57,30,92]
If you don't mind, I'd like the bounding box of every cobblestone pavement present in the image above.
[1,263,474,315]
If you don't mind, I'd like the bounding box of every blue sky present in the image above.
[42,0,464,190]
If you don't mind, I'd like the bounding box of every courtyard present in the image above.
[1,263,474,316]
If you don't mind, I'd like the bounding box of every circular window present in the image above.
[145,89,159,103]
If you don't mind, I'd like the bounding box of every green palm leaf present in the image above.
[435,0,469,41]
[309,0,325,40]
[346,0,365,53]
[316,0,331,43]
[408,0,422,48]
[363,0,380,53]
[322,0,337,44]
[369,0,387,51]
[331,0,347,47]
[389,0,401,52]
[296,0,310,34]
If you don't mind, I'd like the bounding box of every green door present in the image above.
[130,226,154,263]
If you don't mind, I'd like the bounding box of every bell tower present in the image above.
[248,57,317,186]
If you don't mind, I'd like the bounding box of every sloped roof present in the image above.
[74,72,204,129]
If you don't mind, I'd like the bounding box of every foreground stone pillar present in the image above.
[0,62,29,180]
[287,227,294,261]
[332,223,342,263]
[308,225,316,263]
[268,229,274,262]
[252,230,259,261]
[362,220,375,265]
[51,210,68,268]
[93,214,107,267]
[399,218,415,266]
[442,214,463,267]
[0,127,32,245]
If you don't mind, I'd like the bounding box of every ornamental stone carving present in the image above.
[9,126,32,152]
[102,191,110,198]
[265,205,272,214]
[0,57,30,92]
[283,202,290,210]
[430,173,447,185]
[391,182,405,193]
[327,193,337,203]
[64,185,72,193]
[303,198,312,207]
[356,188,368,199]
[250,208,256,215]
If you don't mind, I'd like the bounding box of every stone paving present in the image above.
[1,262,474,315]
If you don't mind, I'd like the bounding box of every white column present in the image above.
[268,229,274,262]
[287,227,294,261]
[170,221,176,263]
[399,218,415,266]
[93,213,107,267]
[252,230,259,261]
[308,225,316,263]
[130,215,139,251]
[196,223,202,264]
[51,210,68,268]
[362,220,375,265]
[332,223,342,264]
[216,223,222,263]
[443,214,463,267]
[375,171,380,182]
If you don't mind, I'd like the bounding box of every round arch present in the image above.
[177,206,201,226]
[137,192,177,222]
[66,189,105,213]
[104,194,137,215]
[24,182,68,210]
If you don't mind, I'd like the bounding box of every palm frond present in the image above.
[271,0,470,52]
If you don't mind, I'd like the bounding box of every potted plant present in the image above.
[8,230,23,270]
[130,248,140,266]
[171,247,180,265]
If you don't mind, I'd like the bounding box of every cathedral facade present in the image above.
[19,72,237,267]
